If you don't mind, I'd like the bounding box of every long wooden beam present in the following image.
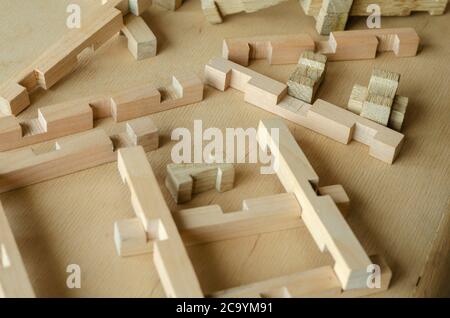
[205,57,404,164]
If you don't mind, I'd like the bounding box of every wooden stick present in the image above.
[117,146,203,297]
[0,201,35,298]
[205,57,404,164]
[0,73,202,152]
[122,15,157,60]
[209,255,391,298]
[115,188,349,257]
[257,118,371,290]
[222,28,419,65]
[0,116,159,193]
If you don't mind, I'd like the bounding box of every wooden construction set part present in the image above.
[113,119,393,297]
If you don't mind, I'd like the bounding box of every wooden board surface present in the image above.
[0,0,449,297]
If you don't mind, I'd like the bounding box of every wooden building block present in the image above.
[122,14,157,60]
[300,0,448,17]
[165,163,235,203]
[155,0,184,10]
[205,57,404,164]
[0,130,115,194]
[368,69,400,99]
[0,201,35,298]
[287,51,327,103]
[360,94,393,126]
[389,95,408,131]
[0,83,30,116]
[128,0,152,15]
[117,146,203,297]
[115,189,350,256]
[347,84,368,114]
[223,35,316,66]
[210,255,391,298]
[315,0,353,35]
[317,28,420,61]
[201,0,288,24]
[0,102,93,152]
[126,116,159,150]
[222,28,419,67]
[258,119,371,290]
[111,73,204,122]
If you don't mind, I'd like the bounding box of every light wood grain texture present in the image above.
[117,146,203,297]
[115,189,350,257]
[165,163,235,203]
[300,0,448,17]
[201,0,288,24]
[258,118,371,290]
[1,0,448,297]
[0,201,35,298]
[315,0,353,35]
[205,57,404,164]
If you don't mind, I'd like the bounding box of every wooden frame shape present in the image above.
[204,57,404,164]
[114,139,391,297]
[0,73,202,152]
[0,201,35,298]
[223,28,420,66]
[0,0,155,116]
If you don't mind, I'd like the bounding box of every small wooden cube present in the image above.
[388,95,408,131]
[361,94,393,126]
[368,69,400,99]
[347,84,368,114]
[126,116,159,151]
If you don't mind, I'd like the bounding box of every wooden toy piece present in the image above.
[210,255,391,298]
[112,116,159,152]
[122,14,157,60]
[222,35,316,66]
[347,84,368,114]
[115,188,350,257]
[111,73,204,122]
[165,163,235,204]
[117,146,203,297]
[0,201,35,298]
[205,57,404,163]
[0,101,93,152]
[257,118,371,290]
[154,0,184,10]
[0,130,115,194]
[300,0,448,18]
[315,0,353,35]
[368,69,400,98]
[128,0,152,15]
[201,0,288,24]
[317,28,420,61]
[389,96,408,131]
[287,51,327,103]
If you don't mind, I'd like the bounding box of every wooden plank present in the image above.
[210,255,391,298]
[114,190,350,256]
[0,130,115,194]
[0,201,35,298]
[205,57,404,164]
[257,118,372,290]
[117,146,203,297]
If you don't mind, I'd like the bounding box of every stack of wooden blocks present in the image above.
[348,69,408,131]
[287,51,327,103]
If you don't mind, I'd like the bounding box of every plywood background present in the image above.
[0,0,449,297]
